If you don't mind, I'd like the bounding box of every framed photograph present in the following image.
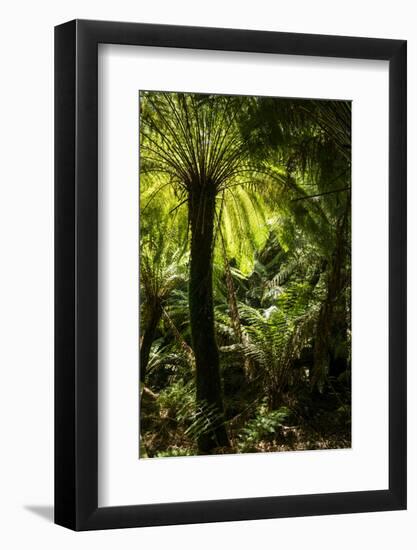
[55,19,406,530]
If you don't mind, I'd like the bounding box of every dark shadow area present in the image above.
[24,505,54,523]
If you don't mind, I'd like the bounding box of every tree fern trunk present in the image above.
[188,186,230,454]
[312,206,349,389]
[140,303,162,384]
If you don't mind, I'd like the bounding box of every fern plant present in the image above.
[238,401,290,452]
[240,281,318,407]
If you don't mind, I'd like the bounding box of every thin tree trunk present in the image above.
[220,230,242,342]
[220,230,254,379]
[140,302,162,384]
[188,186,230,454]
[162,307,195,369]
[312,205,349,389]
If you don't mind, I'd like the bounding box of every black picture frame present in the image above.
[55,19,407,531]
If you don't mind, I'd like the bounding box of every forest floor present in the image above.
[140,380,351,458]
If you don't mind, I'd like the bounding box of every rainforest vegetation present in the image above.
[139,91,351,458]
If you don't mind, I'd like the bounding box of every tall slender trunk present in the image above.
[220,232,253,379]
[312,205,349,389]
[140,302,162,384]
[188,185,230,454]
